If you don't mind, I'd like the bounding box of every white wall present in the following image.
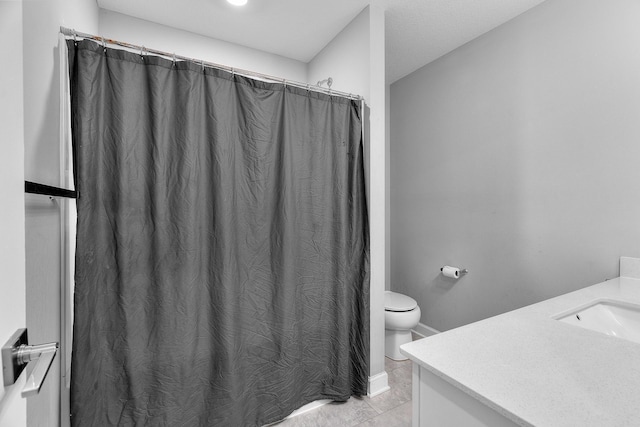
[367,1,387,397]
[99,9,308,83]
[390,0,640,331]
[60,0,99,30]
[0,1,27,425]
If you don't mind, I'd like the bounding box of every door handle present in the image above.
[2,328,59,398]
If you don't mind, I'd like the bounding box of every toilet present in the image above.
[384,291,421,361]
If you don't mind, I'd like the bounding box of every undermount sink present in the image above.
[554,299,640,344]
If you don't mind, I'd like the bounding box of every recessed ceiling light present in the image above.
[227,0,247,6]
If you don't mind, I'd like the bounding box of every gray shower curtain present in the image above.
[68,39,369,426]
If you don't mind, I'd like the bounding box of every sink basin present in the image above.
[554,299,640,344]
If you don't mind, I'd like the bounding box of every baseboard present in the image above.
[286,399,332,419]
[368,371,390,397]
[261,399,331,426]
[412,322,441,338]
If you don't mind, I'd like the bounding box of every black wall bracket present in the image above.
[25,181,77,199]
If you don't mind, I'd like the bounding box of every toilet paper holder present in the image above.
[440,266,468,277]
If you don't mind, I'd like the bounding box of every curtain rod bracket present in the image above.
[317,77,333,89]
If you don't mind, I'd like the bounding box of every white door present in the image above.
[0,1,28,425]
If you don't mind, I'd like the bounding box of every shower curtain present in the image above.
[68,39,369,426]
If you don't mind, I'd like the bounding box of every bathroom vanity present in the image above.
[400,257,640,426]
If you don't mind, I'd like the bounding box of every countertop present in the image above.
[400,275,640,426]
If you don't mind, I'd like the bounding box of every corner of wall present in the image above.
[61,0,100,33]
[368,0,387,391]
[306,6,370,101]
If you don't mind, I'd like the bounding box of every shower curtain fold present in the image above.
[68,39,369,427]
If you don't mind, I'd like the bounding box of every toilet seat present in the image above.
[384,291,417,312]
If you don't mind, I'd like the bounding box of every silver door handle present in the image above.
[2,328,58,398]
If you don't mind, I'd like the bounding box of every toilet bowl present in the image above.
[385,291,421,361]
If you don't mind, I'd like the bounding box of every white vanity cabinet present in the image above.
[410,363,520,427]
[401,265,640,427]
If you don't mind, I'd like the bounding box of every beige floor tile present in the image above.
[356,401,412,427]
[384,356,409,373]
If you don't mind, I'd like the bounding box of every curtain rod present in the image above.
[60,27,364,102]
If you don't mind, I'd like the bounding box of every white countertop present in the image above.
[400,276,640,426]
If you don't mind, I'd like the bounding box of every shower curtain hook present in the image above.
[72,29,77,45]
[172,53,176,67]
[140,45,145,59]
[201,59,205,73]
[101,36,106,53]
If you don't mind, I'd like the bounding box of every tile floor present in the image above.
[273,357,412,427]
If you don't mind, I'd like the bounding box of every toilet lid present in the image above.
[384,291,417,312]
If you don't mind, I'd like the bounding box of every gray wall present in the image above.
[390,0,640,332]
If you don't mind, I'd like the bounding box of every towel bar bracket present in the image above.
[2,328,59,398]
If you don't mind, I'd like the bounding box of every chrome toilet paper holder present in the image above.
[440,267,469,275]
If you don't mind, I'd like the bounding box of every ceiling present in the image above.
[97,0,548,83]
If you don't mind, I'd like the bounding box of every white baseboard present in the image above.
[287,399,332,418]
[368,371,390,397]
[412,322,441,338]
[262,399,332,426]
